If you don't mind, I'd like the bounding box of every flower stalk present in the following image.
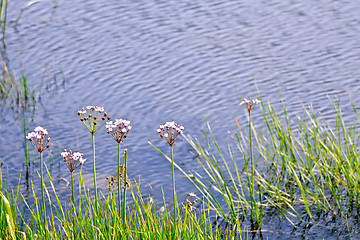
[26,126,51,225]
[240,98,261,228]
[78,106,110,211]
[157,121,184,220]
[106,118,131,218]
[61,149,86,204]
[91,133,97,209]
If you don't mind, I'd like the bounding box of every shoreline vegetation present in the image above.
[1,65,360,239]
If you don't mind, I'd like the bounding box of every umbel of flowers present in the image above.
[61,149,86,173]
[78,106,110,134]
[106,119,132,143]
[239,98,261,113]
[26,126,51,152]
[78,105,110,210]
[157,121,184,147]
[157,121,184,221]
[106,118,131,219]
[61,149,86,204]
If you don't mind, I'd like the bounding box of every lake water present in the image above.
[1,0,360,238]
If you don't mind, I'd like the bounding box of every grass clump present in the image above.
[175,95,360,236]
[0,62,36,113]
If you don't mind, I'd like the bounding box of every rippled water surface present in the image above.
[1,0,360,238]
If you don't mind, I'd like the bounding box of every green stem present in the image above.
[71,170,76,233]
[118,142,121,215]
[71,171,75,205]
[249,111,258,227]
[171,145,177,221]
[92,133,98,211]
[23,109,29,168]
[40,151,46,225]
[122,149,127,222]
[249,111,253,187]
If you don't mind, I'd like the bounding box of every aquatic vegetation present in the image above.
[106,119,131,143]
[78,106,109,134]
[239,98,262,229]
[157,121,184,147]
[26,126,50,226]
[239,98,261,112]
[26,126,51,153]
[106,118,131,219]
[2,94,360,239]
[78,105,110,210]
[61,150,86,173]
[0,0,7,41]
[184,192,199,212]
[0,63,36,114]
[156,121,184,221]
[61,149,85,204]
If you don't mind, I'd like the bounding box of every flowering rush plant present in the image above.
[157,121,184,146]
[106,119,132,143]
[61,149,86,172]
[78,106,110,134]
[26,126,51,152]
[185,192,199,211]
[239,98,261,112]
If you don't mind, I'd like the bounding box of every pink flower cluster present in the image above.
[26,126,51,152]
[239,98,261,112]
[106,119,132,143]
[78,105,110,134]
[78,106,105,114]
[61,149,86,172]
[157,121,184,146]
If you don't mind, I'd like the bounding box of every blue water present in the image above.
[1,0,360,238]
